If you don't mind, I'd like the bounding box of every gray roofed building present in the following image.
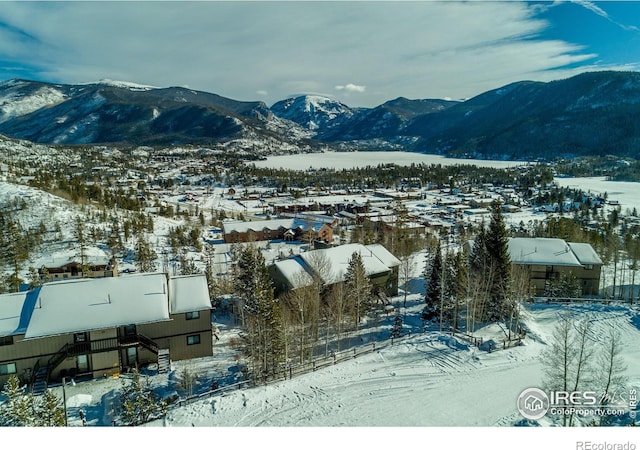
[466,237,602,297]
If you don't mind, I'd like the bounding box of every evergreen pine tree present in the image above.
[235,245,284,380]
[178,252,200,275]
[344,251,372,332]
[0,374,35,426]
[0,216,28,292]
[390,313,403,338]
[107,220,124,256]
[34,389,66,427]
[27,266,42,288]
[442,249,465,329]
[469,222,488,277]
[74,216,89,277]
[204,254,216,305]
[118,369,167,426]
[134,234,157,273]
[422,240,442,323]
[484,201,512,321]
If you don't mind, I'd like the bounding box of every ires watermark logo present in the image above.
[517,387,637,421]
[517,388,549,420]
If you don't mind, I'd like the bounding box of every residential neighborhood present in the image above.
[0,141,638,429]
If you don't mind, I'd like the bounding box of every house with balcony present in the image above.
[0,273,212,391]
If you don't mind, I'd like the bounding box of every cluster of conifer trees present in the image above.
[423,201,518,333]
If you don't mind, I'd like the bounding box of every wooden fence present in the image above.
[171,331,413,410]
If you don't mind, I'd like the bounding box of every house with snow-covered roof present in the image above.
[269,243,400,298]
[0,273,212,390]
[222,217,337,245]
[466,237,602,297]
[37,256,118,281]
[507,237,602,297]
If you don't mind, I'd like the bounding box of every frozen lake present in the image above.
[250,151,531,170]
[555,176,640,214]
[250,152,640,214]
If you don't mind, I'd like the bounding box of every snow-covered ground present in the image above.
[251,150,531,170]
[12,299,640,448]
[555,176,640,214]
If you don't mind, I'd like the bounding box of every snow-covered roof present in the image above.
[567,242,604,266]
[32,249,113,270]
[366,244,401,268]
[272,258,315,289]
[0,273,211,340]
[169,274,212,314]
[25,273,170,339]
[0,291,30,336]
[297,243,394,285]
[507,238,583,267]
[222,218,306,234]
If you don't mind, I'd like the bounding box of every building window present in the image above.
[0,336,13,346]
[124,324,136,336]
[0,363,17,375]
[584,264,594,270]
[187,334,201,345]
[74,332,88,343]
[186,311,200,320]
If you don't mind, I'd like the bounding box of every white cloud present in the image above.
[0,1,627,107]
[335,84,366,93]
[568,0,640,32]
[570,0,610,19]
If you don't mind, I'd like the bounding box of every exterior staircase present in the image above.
[157,349,170,374]
[29,333,163,393]
[32,366,48,395]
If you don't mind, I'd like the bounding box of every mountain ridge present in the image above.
[1,71,640,159]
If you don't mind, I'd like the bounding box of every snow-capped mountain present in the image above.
[0,79,67,124]
[270,95,356,130]
[0,79,313,148]
[269,95,457,142]
[2,71,640,159]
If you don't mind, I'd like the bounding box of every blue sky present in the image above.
[0,1,640,107]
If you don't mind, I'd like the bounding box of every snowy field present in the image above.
[13,300,640,448]
[555,176,640,214]
[250,151,531,170]
[147,303,640,426]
